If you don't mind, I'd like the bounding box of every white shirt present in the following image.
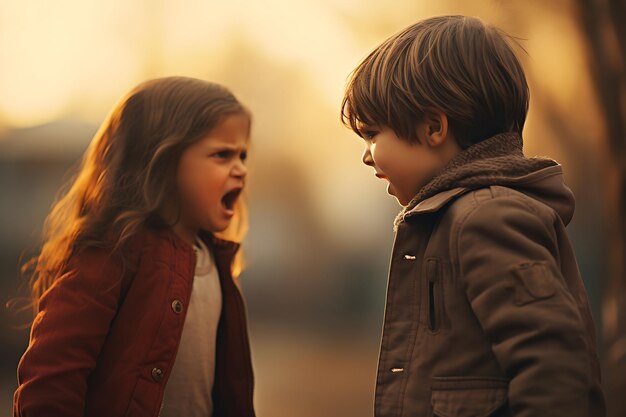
[159,237,222,417]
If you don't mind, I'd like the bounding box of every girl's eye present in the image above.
[212,150,248,161]
[213,151,231,159]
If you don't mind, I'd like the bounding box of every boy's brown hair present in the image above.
[341,15,529,149]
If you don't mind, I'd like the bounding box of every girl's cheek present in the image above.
[187,163,228,203]
[183,177,209,207]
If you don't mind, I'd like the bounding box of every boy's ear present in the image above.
[417,109,449,147]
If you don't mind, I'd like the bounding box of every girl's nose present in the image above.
[232,160,248,178]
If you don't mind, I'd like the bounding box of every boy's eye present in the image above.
[362,131,378,141]
[240,152,247,162]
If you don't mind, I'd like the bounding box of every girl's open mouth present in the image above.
[221,188,242,214]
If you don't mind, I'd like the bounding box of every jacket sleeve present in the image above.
[13,247,125,417]
[457,195,593,417]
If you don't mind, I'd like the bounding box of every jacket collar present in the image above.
[403,187,471,216]
[199,229,241,257]
[155,226,241,257]
[399,163,567,218]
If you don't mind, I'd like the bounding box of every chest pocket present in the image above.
[425,258,446,333]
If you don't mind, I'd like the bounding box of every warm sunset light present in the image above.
[1,1,624,416]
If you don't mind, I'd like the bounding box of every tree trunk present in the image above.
[574,0,626,415]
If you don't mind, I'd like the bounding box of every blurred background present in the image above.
[1,0,625,416]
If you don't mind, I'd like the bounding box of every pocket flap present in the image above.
[510,261,556,305]
[431,377,508,417]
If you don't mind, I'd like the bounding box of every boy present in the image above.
[341,15,605,417]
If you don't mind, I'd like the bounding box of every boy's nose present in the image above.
[362,147,374,167]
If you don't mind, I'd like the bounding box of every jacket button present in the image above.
[151,367,164,382]
[171,299,184,314]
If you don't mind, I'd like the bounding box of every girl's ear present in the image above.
[416,109,449,147]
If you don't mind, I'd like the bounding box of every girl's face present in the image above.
[174,113,249,243]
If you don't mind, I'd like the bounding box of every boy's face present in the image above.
[359,121,460,206]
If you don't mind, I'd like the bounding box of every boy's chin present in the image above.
[396,197,411,207]
[393,193,415,207]
[387,183,410,206]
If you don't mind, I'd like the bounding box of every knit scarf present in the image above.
[394,132,558,228]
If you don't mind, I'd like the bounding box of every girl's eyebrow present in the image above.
[207,143,247,152]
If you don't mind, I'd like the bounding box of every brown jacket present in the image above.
[14,226,255,417]
[375,133,605,417]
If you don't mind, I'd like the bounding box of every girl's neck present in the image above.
[172,222,199,247]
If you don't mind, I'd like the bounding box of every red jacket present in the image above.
[13,226,256,417]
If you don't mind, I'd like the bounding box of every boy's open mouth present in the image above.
[221,188,242,211]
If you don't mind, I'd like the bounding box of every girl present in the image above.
[12,77,256,417]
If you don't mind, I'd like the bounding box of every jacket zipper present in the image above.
[426,258,440,333]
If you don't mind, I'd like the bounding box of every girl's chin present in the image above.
[204,215,232,233]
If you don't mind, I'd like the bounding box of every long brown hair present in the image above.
[22,76,250,314]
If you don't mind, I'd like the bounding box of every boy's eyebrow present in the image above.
[356,123,378,135]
